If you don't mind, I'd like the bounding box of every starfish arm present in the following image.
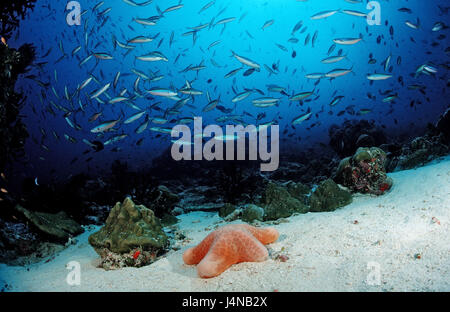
[243,225,279,245]
[196,237,238,278]
[236,232,269,263]
[183,231,216,265]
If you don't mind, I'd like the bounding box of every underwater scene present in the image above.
[0,0,449,294]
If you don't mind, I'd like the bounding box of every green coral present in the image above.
[88,197,168,255]
[286,181,310,204]
[309,179,352,212]
[218,203,237,218]
[263,182,309,220]
[353,146,386,163]
[241,204,264,223]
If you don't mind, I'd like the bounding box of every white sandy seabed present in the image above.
[1,156,449,292]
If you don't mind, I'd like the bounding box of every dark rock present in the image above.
[309,179,352,212]
[385,109,450,171]
[15,205,84,243]
[160,213,179,227]
[147,185,180,217]
[398,148,431,169]
[0,219,39,264]
[356,134,375,148]
[436,108,450,142]
[396,134,449,170]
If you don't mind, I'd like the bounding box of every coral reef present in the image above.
[335,147,393,195]
[183,224,279,278]
[387,113,450,171]
[88,197,168,269]
[0,218,38,264]
[309,179,352,212]
[261,182,309,220]
[382,109,450,171]
[329,120,387,158]
[0,43,35,171]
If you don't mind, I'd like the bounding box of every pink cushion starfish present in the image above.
[183,224,279,278]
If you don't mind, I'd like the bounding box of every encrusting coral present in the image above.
[183,224,279,278]
[334,147,393,195]
[309,179,353,212]
[88,197,168,270]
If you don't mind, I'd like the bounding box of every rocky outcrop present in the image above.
[309,179,352,212]
[15,205,84,242]
[335,147,393,195]
[384,109,450,171]
[396,135,449,170]
[88,197,168,269]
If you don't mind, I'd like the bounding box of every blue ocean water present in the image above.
[10,0,449,182]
